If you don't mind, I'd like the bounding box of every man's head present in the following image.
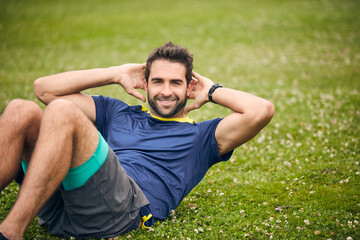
[144,42,194,118]
[145,41,193,85]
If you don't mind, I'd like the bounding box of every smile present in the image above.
[155,96,178,104]
[158,99,176,105]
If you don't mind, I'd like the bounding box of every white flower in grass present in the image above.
[304,219,310,225]
[269,217,274,221]
[347,237,353,240]
[283,161,292,167]
[240,210,245,214]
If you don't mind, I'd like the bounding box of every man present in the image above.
[0,42,274,239]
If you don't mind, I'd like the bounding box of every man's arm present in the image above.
[185,72,275,156]
[33,63,146,122]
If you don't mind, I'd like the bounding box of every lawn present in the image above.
[0,0,359,239]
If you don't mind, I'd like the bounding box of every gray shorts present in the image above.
[36,148,149,239]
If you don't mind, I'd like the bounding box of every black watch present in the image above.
[208,83,223,103]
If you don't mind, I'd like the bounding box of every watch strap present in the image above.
[208,83,223,103]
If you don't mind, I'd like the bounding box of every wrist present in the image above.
[108,66,124,84]
[208,83,223,103]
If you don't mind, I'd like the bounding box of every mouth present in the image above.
[157,99,176,106]
[155,96,178,105]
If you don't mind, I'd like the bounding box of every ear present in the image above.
[144,78,148,93]
[186,79,195,97]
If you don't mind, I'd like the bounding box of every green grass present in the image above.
[1,0,359,239]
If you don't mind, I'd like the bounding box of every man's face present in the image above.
[146,59,192,118]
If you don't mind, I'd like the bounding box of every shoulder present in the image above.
[195,118,223,130]
[92,95,127,106]
[91,95,131,112]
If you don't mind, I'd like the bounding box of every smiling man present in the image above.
[146,59,190,118]
[0,42,274,239]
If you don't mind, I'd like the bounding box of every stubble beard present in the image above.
[147,92,187,118]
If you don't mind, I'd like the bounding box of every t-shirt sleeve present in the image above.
[91,95,129,139]
[197,118,234,167]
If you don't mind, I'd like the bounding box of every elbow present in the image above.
[33,77,51,104]
[254,100,275,127]
[264,100,275,122]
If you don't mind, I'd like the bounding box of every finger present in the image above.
[132,63,145,68]
[188,91,196,99]
[184,103,197,115]
[192,71,201,79]
[130,89,146,102]
[136,81,146,90]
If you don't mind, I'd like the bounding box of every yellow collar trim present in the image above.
[141,105,195,123]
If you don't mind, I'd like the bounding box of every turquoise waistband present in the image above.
[22,131,109,191]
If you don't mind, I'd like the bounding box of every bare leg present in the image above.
[0,99,42,191]
[0,99,99,239]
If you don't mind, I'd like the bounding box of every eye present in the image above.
[151,79,163,84]
[172,80,183,85]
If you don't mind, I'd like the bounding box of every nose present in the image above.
[161,83,172,96]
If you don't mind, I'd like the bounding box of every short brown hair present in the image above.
[145,42,193,85]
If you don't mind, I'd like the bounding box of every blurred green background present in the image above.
[1,0,359,239]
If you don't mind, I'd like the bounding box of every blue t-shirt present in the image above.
[92,95,233,221]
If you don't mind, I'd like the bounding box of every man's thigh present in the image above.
[43,99,100,168]
[38,147,149,238]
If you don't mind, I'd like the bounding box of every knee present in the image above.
[5,99,42,122]
[46,99,77,115]
[7,99,40,111]
[44,99,81,126]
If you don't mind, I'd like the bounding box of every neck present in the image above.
[149,109,186,119]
